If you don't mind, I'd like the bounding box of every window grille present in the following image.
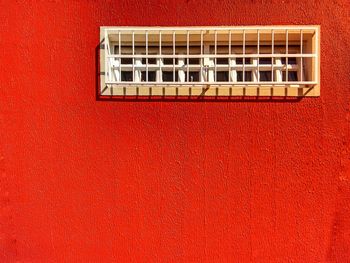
[100,26,320,97]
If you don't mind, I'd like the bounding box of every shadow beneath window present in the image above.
[95,44,311,103]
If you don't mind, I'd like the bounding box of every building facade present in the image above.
[1,0,349,261]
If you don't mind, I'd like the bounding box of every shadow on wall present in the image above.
[95,44,309,103]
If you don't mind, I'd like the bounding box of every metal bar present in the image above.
[104,29,110,83]
[159,31,162,82]
[187,31,190,81]
[108,54,316,58]
[113,64,298,70]
[257,29,260,81]
[214,30,217,82]
[118,31,121,82]
[159,31,162,54]
[173,31,176,82]
[271,29,274,82]
[146,31,148,82]
[200,31,203,55]
[200,30,203,82]
[286,29,288,82]
[229,30,231,81]
[243,30,245,82]
[106,81,318,85]
[132,31,135,82]
[300,29,303,82]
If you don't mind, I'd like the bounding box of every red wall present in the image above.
[1,0,350,262]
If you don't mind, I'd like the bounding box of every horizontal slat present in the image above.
[102,85,319,97]
[105,81,317,85]
[112,65,299,70]
[103,25,318,32]
[107,54,316,58]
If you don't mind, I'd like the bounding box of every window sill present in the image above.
[100,84,319,97]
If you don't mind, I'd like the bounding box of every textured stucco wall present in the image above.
[1,0,350,262]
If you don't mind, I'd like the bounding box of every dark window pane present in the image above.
[237,71,252,82]
[236,58,251,64]
[121,71,133,81]
[121,58,133,64]
[185,72,200,82]
[188,58,200,65]
[162,71,178,82]
[281,57,297,64]
[141,71,156,82]
[163,58,172,65]
[216,58,228,65]
[149,58,157,64]
[163,58,178,65]
[259,71,272,81]
[216,71,229,82]
[282,71,298,81]
[259,58,272,64]
[142,58,157,64]
[289,57,297,64]
[245,71,252,81]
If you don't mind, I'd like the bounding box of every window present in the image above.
[237,71,252,82]
[101,26,320,96]
[141,71,156,82]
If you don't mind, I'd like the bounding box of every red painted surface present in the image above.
[1,0,350,262]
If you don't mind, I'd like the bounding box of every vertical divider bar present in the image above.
[271,29,274,83]
[146,31,148,82]
[132,31,135,82]
[286,29,288,83]
[118,31,121,83]
[243,30,245,82]
[200,30,203,82]
[104,29,108,83]
[257,29,260,82]
[187,31,189,82]
[214,30,217,82]
[300,29,303,82]
[315,28,319,83]
[229,30,231,82]
[159,31,162,82]
[173,31,175,82]
[108,32,112,83]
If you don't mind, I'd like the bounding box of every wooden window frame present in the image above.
[100,26,320,97]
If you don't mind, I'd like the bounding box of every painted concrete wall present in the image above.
[1,0,350,262]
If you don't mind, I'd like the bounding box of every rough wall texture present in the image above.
[1,0,350,262]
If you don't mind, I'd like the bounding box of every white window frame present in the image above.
[100,26,320,97]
